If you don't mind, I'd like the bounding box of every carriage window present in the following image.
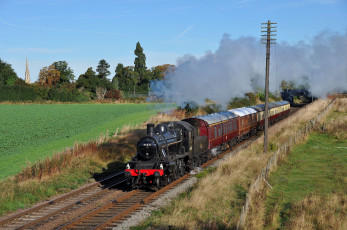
[214,127,217,138]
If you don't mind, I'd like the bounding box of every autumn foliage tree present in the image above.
[37,65,60,87]
[151,64,175,81]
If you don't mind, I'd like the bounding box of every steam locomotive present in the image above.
[125,101,290,189]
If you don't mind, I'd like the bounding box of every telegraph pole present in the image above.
[261,20,277,153]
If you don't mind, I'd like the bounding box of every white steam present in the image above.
[151,30,347,106]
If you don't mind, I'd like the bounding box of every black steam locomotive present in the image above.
[125,121,208,189]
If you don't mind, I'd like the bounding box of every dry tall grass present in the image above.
[144,99,331,229]
[285,194,346,230]
[322,98,347,139]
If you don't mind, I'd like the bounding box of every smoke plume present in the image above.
[151,31,347,107]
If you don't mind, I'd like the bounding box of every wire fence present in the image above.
[237,98,337,229]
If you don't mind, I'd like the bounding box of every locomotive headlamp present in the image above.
[126,163,130,169]
[160,163,163,170]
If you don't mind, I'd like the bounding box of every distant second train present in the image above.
[125,101,290,189]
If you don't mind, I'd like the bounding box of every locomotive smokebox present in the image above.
[147,123,155,136]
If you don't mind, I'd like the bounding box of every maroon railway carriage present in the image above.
[184,111,239,150]
[228,107,258,141]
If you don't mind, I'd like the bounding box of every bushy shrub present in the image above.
[104,89,122,100]
[47,88,89,102]
[0,86,38,102]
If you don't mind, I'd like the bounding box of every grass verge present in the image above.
[264,133,347,229]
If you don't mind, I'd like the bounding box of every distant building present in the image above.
[25,57,30,84]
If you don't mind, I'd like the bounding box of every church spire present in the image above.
[25,57,31,84]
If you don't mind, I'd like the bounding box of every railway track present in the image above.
[58,175,190,230]
[0,171,126,230]
[0,107,303,230]
[57,135,254,230]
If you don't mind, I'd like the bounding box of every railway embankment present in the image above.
[243,97,346,229]
[134,99,339,229]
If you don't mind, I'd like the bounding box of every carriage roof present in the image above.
[193,111,237,125]
[228,107,257,117]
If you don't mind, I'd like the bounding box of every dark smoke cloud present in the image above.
[151,30,347,106]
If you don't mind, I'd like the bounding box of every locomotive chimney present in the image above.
[147,123,154,136]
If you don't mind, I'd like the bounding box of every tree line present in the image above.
[0,42,174,102]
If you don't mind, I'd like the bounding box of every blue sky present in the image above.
[0,0,346,82]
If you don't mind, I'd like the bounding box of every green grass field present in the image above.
[267,133,346,203]
[265,132,347,227]
[0,103,169,180]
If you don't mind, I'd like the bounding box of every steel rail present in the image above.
[92,174,190,230]
[0,171,125,228]
[15,178,128,230]
[58,189,141,230]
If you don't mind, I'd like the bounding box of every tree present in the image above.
[37,65,60,87]
[112,63,124,90]
[134,42,147,81]
[76,67,98,92]
[151,64,175,81]
[0,59,18,86]
[111,76,119,90]
[76,67,111,98]
[95,87,107,99]
[96,59,111,79]
[123,66,139,93]
[52,61,75,83]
